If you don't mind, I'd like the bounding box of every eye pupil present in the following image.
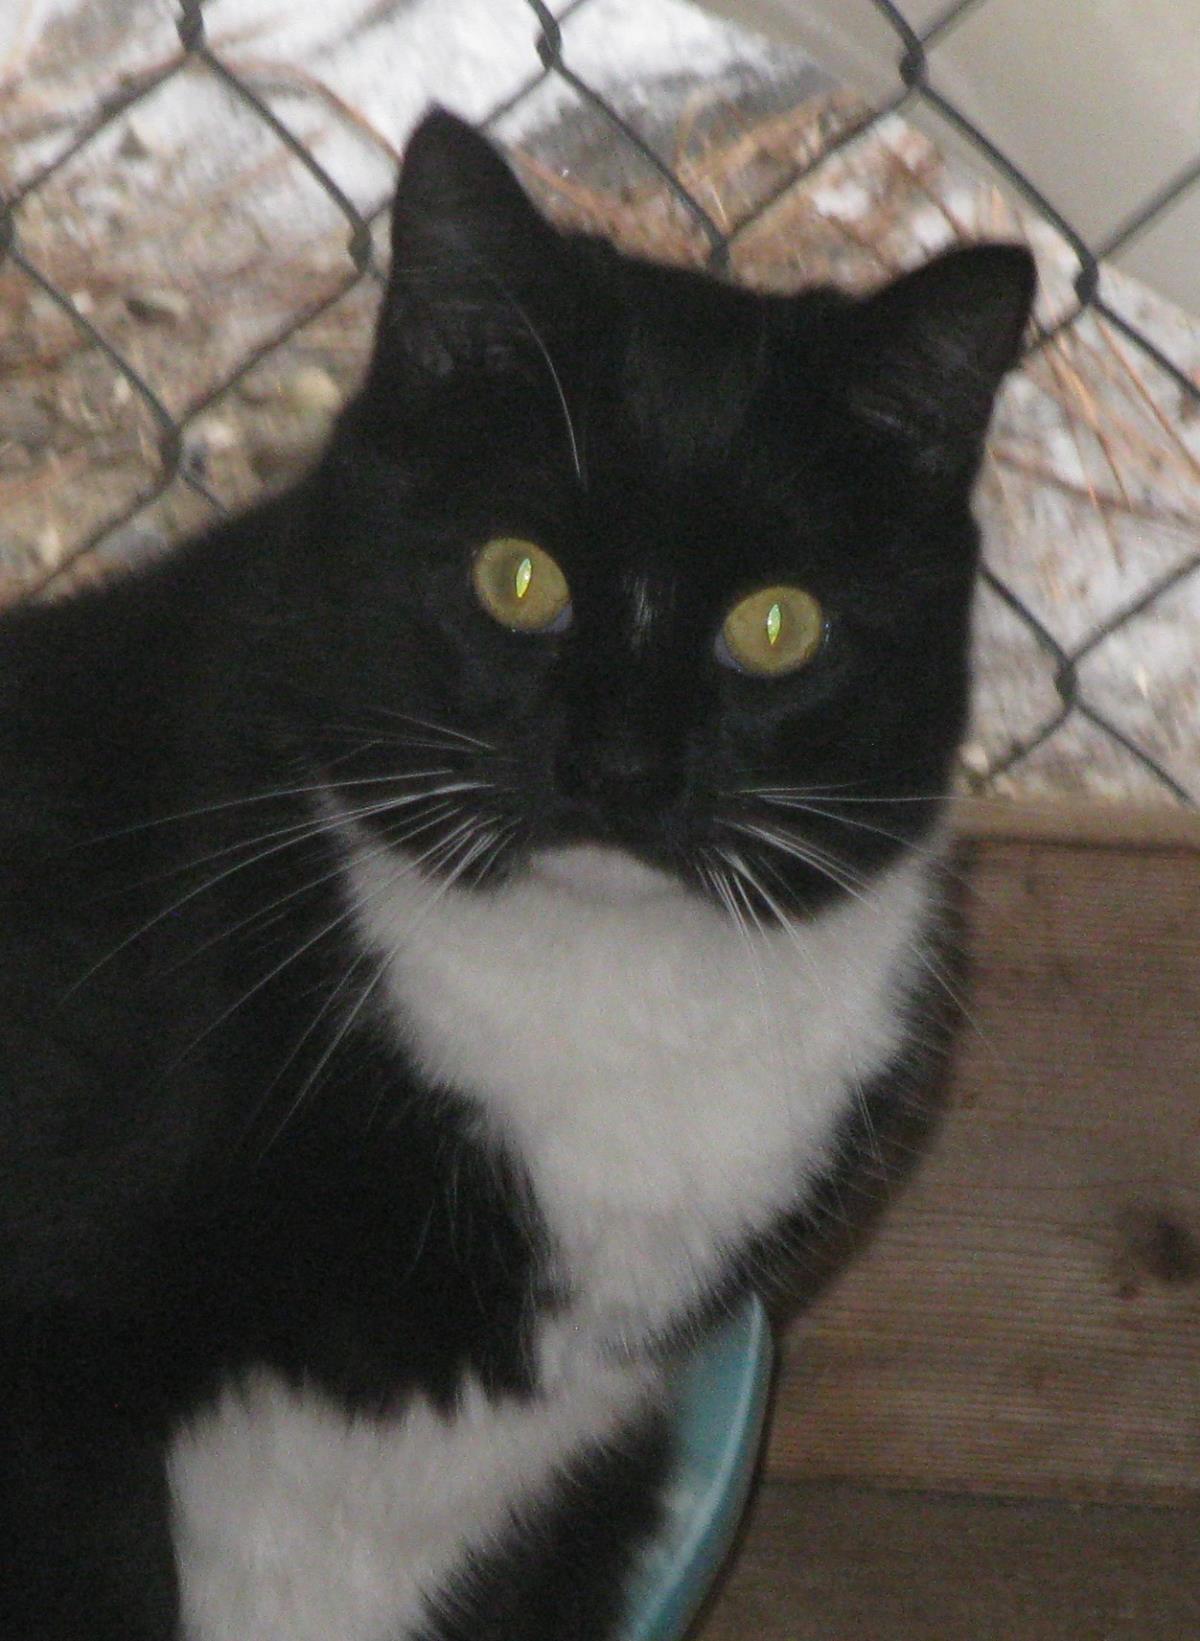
[473,537,571,633]
[719,584,823,676]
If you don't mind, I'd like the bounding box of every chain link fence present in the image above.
[2,0,1198,805]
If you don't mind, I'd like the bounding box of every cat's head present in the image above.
[293,109,1034,916]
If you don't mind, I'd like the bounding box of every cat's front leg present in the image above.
[0,1331,179,1641]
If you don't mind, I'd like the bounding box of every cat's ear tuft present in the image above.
[367,108,562,397]
[841,243,1036,473]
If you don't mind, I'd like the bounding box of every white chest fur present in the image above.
[345,837,933,1345]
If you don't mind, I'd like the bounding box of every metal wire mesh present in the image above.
[2,0,1197,804]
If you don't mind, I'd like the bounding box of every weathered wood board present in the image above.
[767,823,1200,1503]
[695,1480,1200,1640]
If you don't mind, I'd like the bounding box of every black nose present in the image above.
[555,742,682,812]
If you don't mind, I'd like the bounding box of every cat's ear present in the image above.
[367,108,563,394]
[840,244,1036,473]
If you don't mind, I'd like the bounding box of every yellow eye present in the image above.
[472,538,571,633]
[720,585,824,677]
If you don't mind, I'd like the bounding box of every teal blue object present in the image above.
[620,1297,774,1641]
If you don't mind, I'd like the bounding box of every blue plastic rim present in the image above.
[620,1297,774,1641]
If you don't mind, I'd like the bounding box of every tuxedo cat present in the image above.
[0,109,1034,1640]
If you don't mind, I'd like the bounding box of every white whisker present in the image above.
[161,801,465,973]
[744,791,962,877]
[66,782,492,996]
[702,846,786,1078]
[146,877,383,1105]
[145,780,485,886]
[250,813,516,1156]
[83,768,463,848]
[720,817,871,905]
[360,710,496,753]
[241,812,517,1153]
[255,949,392,1160]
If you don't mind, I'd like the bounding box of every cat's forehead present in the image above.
[555,297,833,592]
[565,260,848,538]
[595,260,785,474]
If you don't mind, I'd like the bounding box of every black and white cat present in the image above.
[0,110,1034,1640]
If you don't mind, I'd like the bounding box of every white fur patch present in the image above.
[625,574,658,653]
[527,842,676,903]
[171,1361,659,1641]
[344,831,934,1348]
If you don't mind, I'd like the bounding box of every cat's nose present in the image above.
[554,742,681,812]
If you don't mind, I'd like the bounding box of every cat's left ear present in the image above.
[840,243,1036,474]
[366,107,564,396]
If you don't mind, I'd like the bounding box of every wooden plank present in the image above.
[766,836,1200,1503]
[694,1481,1200,1641]
[952,796,1200,851]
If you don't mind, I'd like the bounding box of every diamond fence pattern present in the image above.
[2,0,1197,803]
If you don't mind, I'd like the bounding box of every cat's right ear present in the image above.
[364,108,564,403]
[837,243,1036,478]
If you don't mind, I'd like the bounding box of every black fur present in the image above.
[0,109,1033,1639]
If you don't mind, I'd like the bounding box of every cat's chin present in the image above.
[525,843,679,905]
